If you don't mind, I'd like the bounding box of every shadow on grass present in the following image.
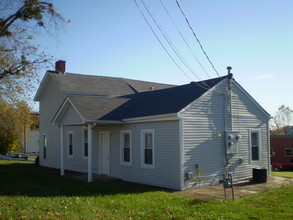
[0,162,160,197]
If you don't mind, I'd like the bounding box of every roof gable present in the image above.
[34,71,52,101]
[52,97,85,125]
[232,80,270,118]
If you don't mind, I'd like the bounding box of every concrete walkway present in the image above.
[175,176,293,200]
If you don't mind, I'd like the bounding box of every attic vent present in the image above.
[150,86,155,91]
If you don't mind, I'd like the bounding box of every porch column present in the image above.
[60,125,64,176]
[88,124,93,182]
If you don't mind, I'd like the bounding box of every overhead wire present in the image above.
[134,0,216,91]
[158,0,212,89]
[175,0,221,77]
[159,0,211,79]
[133,0,193,81]
[141,0,204,84]
[142,0,213,89]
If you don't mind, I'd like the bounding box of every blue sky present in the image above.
[36,0,293,116]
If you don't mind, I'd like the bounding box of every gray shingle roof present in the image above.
[69,95,129,121]
[66,76,228,122]
[100,76,227,120]
[49,71,175,96]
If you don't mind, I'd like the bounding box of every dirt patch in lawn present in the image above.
[175,176,293,200]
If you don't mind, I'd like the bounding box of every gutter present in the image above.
[123,113,180,123]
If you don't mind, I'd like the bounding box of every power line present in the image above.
[176,0,221,77]
[159,0,211,79]
[142,0,211,89]
[141,0,203,82]
[134,0,211,90]
[133,0,193,81]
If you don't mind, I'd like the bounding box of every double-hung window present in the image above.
[250,130,260,162]
[42,134,47,159]
[120,131,131,164]
[141,129,154,168]
[83,128,88,158]
[67,132,74,157]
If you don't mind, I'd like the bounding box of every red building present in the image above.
[270,136,293,163]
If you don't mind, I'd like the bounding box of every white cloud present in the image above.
[252,74,273,80]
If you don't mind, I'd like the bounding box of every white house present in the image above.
[34,61,271,190]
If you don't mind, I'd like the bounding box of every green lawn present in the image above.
[272,171,293,178]
[0,160,292,219]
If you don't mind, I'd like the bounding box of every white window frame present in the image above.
[249,129,261,163]
[42,134,47,160]
[67,131,74,157]
[82,127,88,159]
[284,148,293,157]
[141,129,155,168]
[120,130,132,165]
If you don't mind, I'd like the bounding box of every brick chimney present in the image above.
[55,60,66,74]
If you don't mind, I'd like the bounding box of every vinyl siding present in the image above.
[182,80,270,189]
[182,84,226,188]
[229,82,270,181]
[39,76,65,169]
[60,126,97,173]
[60,105,83,125]
[94,120,181,190]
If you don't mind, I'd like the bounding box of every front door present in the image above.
[100,132,110,175]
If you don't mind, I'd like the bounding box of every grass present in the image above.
[272,171,293,178]
[0,160,292,219]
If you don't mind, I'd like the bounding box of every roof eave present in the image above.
[93,120,123,125]
[178,79,225,115]
[123,113,180,123]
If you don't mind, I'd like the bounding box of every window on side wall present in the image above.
[284,148,293,157]
[250,131,261,162]
[67,132,74,157]
[42,134,47,159]
[141,129,154,168]
[120,131,131,165]
[83,128,88,158]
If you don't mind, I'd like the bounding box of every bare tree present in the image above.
[0,0,64,102]
[270,105,293,135]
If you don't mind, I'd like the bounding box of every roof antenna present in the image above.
[227,66,233,79]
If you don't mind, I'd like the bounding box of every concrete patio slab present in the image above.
[175,176,293,200]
